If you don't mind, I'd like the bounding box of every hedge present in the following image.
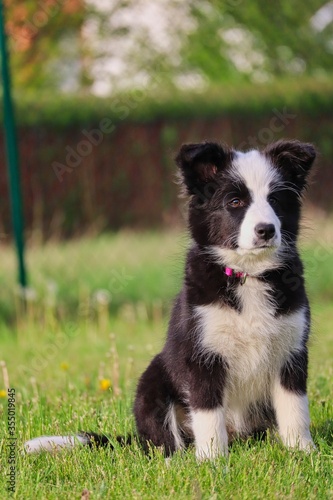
[0,77,333,128]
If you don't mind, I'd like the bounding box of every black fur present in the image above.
[83,139,317,457]
[132,140,316,455]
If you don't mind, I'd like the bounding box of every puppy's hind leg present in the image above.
[134,354,184,456]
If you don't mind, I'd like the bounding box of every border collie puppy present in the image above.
[25,139,316,460]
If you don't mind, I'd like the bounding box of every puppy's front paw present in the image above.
[282,432,315,452]
[294,437,316,452]
[195,441,228,461]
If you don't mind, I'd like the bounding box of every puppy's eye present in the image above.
[269,196,279,206]
[228,198,244,208]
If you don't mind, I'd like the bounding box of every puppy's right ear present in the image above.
[264,140,316,192]
[175,142,232,196]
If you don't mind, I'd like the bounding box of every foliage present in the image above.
[3,1,333,94]
[185,1,333,84]
[82,0,194,95]
[4,0,85,92]
[1,77,333,127]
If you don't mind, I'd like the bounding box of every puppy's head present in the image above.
[176,140,316,272]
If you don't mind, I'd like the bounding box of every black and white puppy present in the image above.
[25,139,316,459]
[134,139,316,459]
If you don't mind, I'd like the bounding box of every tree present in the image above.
[82,0,195,95]
[184,0,333,83]
[4,0,85,92]
[3,0,333,95]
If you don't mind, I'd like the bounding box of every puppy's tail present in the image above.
[24,432,131,454]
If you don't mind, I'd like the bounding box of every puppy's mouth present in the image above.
[236,244,278,256]
[254,243,277,250]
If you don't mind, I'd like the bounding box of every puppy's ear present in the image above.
[175,142,232,196]
[264,140,316,191]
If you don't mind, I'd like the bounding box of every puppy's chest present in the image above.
[195,279,306,378]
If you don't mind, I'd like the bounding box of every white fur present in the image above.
[234,151,282,252]
[233,150,280,192]
[238,198,281,251]
[24,434,88,453]
[190,407,228,460]
[212,150,284,273]
[273,383,314,450]
[211,151,283,276]
[195,277,308,436]
[211,245,281,275]
[165,404,185,450]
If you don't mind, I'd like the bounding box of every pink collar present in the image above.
[225,267,249,285]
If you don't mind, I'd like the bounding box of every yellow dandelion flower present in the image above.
[60,362,69,371]
[99,378,112,391]
[0,389,6,398]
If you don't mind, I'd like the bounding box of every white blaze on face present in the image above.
[234,151,282,252]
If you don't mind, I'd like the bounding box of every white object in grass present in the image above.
[24,434,88,453]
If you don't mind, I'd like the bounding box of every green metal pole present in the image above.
[0,0,27,288]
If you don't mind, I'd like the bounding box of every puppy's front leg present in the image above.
[273,382,314,451]
[191,407,228,460]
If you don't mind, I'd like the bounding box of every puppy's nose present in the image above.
[255,223,276,241]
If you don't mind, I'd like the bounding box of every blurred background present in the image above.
[1,0,333,406]
[1,0,333,239]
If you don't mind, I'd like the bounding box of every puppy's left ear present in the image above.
[264,140,316,191]
[175,142,232,196]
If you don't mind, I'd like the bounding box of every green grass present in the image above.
[1,228,333,499]
[0,231,187,322]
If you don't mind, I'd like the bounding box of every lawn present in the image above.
[1,223,333,499]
